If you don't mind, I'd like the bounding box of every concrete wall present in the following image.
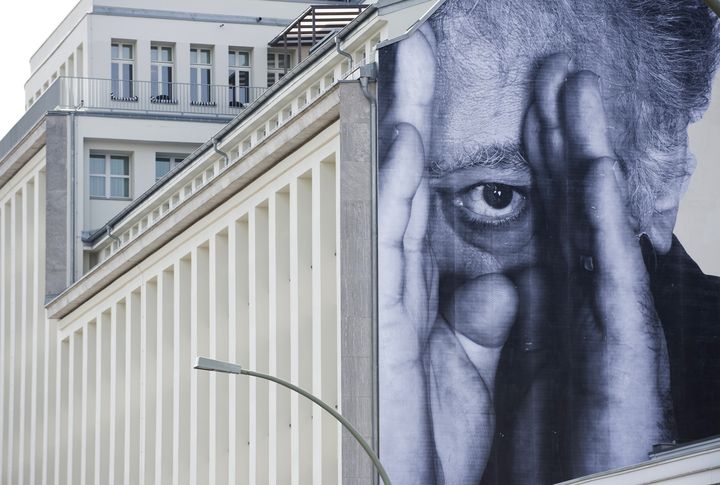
[45,115,71,298]
[338,81,375,485]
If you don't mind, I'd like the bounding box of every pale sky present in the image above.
[0,0,81,136]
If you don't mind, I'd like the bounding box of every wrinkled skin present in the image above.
[379,27,674,484]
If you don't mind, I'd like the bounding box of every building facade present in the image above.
[1,0,719,484]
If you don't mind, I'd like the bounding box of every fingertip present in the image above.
[534,53,572,127]
[564,70,613,161]
[445,273,518,348]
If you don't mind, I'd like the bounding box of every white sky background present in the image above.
[0,0,717,273]
[0,0,80,136]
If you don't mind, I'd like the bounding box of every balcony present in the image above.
[58,77,267,118]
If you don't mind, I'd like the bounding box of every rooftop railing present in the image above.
[59,76,267,118]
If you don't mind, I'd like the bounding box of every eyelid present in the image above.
[430,165,532,191]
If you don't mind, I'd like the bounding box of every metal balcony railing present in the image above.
[58,77,266,118]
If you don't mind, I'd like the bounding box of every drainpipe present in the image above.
[212,137,230,166]
[105,224,121,245]
[335,35,353,76]
[358,61,379,485]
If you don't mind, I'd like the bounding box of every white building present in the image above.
[0,0,718,484]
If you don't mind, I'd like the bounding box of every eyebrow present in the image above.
[429,142,530,176]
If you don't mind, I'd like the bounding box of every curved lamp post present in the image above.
[194,356,392,485]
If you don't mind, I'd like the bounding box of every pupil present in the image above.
[482,183,513,209]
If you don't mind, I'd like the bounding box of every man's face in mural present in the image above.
[378,2,719,484]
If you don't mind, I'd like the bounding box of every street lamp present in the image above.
[194,356,392,485]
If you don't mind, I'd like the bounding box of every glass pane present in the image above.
[203,83,211,103]
[156,159,171,179]
[238,71,249,87]
[191,69,198,102]
[228,70,236,86]
[267,53,275,69]
[267,73,276,87]
[229,52,236,67]
[151,46,158,62]
[122,65,133,97]
[190,49,197,65]
[111,44,119,59]
[239,52,249,67]
[202,69,211,85]
[278,54,286,69]
[201,50,211,64]
[89,155,105,175]
[151,65,158,84]
[163,66,172,96]
[90,176,105,197]
[162,47,172,62]
[110,157,129,175]
[111,63,119,81]
[123,44,133,60]
[110,178,129,198]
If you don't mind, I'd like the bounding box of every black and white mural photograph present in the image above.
[377,1,720,483]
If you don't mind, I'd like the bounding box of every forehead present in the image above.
[430,50,533,161]
[428,35,624,164]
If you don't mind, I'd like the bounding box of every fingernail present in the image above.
[595,74,604,97]
[392,125,400,140]
[567,57,576,72]
[611,160,625,187]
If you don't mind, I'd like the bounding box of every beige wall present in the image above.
[57,124,342,485]
[676,71,720,276]
[0,149,53,485]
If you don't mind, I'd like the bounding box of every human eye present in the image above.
[452,182,527,226]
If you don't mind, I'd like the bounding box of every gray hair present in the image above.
[429,0,720,225]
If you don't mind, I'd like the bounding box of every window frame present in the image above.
[155,153,188,182]
[266,50,293,87]
[190,46,213,104]
[88,152,132,200]
[151,43,175,101]
[111,41,136,100]
[228,48,252,106]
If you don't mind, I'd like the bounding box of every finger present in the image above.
[584,158,646,279]
[392,28,436,154]
[534,53,572,176]
[429,321,494,484]
[403,179,436,333]
[563,71,614,161]
[378,123,426,308]
[441,273,518,389]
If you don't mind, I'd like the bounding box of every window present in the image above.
[89,153,131,199]
[111,42,135,100]
[190,47,213,104]
[267,51,292,87]
[155,154,188,181]
[228,48,251,106]
[151,44,174,101]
